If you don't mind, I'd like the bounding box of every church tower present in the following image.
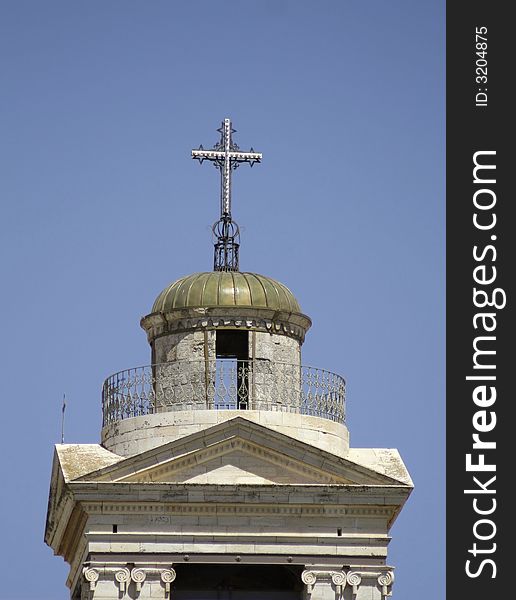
[45,119,412,600]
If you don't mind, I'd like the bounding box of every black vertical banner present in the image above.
[447,2,513,597]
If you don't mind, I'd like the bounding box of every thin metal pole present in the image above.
[61,393,66,444]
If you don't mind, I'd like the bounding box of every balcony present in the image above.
[102,359,346,427]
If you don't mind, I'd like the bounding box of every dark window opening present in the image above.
[216,330,248,359]
[112,524,118,533]
[172,564,303,599]
[216,330,249,410]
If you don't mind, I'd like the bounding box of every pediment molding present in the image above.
[118,436,352,484]
[80,418,406,487]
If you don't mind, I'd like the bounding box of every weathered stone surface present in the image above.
[346,448,413,487]
[56,445,122,481]
[46,415,411,598]
[46,262,411,598]
[141,305,312,345]
[253,330,300,364]
[154,330,216,364]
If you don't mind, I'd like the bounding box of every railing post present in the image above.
[203,331,210,409]
[250,358,256,409]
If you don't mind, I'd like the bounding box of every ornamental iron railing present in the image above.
[102,359,346,427]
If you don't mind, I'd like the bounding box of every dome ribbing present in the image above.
[151,272,302,315]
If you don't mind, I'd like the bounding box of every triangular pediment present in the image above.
[76,417,410,487]
[111,436,352,484]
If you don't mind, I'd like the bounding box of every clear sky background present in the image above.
[0,2,444,599]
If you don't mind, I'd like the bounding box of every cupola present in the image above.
[101,119,347,458]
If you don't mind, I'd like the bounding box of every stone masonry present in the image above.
[46,271,412,599]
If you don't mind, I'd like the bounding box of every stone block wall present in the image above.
[251,331,301,365]
[153,330,216,363]
[153,329,301,365]
[150,329,302,413]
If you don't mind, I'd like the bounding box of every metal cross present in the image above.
[192,118,262,218]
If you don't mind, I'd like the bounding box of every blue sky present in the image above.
[0,2,444,599]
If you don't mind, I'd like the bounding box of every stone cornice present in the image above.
[80,499,398,519]
[141,306,312,344]
[67,535,89,594]
[57,503,88,564]
[45,487,75,550]
[68,481,412,508]
[44,453,76,552]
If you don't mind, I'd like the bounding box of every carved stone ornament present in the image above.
[301,570,317,594]
[131,568,147,592]
[115,567,131,593]
[141,309,310,344]
[377,571,394,597]
[161,569,177,595]
[346,572,362,596]
[83,567,99,591]
[331,571,347,599]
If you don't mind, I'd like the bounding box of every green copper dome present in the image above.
[152,272,302,314]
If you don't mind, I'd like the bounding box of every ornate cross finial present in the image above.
[192,118,262,272]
